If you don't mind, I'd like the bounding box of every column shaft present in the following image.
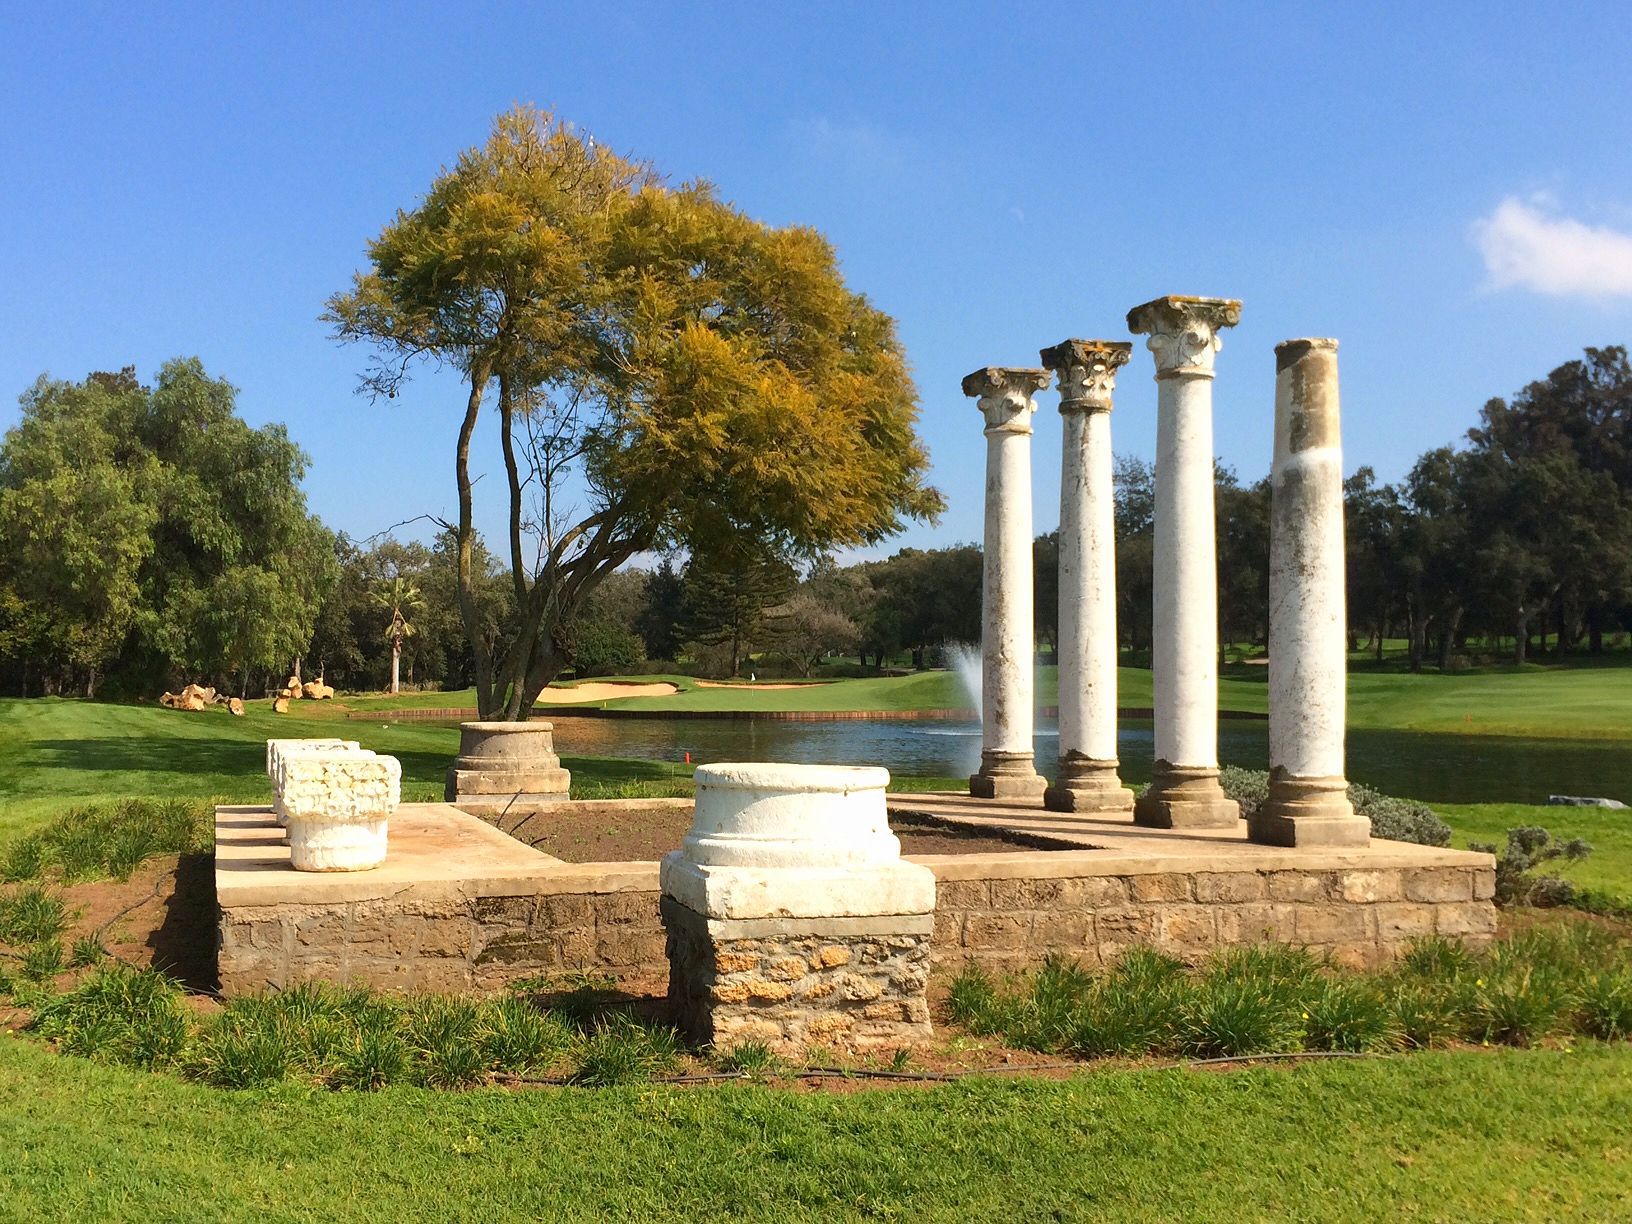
[1250,339,1369,847]
[962,366,1050,802]
[1042,340,1133,815]
[1126,295,1242,830]
[982,421,1034,756]
[1152,372,1219,770]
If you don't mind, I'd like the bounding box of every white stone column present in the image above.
[1040,340,1135,816]
[962,366,1050,802]
[1126,296,1242,829]
[1249,339,1370,847]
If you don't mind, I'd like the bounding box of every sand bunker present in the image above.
[535,681,679,703]
[693,680,832,691]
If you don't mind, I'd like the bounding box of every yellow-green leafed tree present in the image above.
[328,106,941,720]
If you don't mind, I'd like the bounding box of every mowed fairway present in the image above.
[0,1037,1628,1222]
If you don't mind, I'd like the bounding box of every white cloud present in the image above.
[1474,196,1632,298]
[789,117,903,174]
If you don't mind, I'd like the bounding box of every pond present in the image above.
[550,716,1632,807]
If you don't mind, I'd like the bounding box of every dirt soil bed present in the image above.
[518,804,1079,862]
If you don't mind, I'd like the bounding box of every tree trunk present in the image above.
[1514,613,1529,665]
[452,364,497,718]
[1589,607,1604,655]
[1437,607,1463,673]
[390,635,402,695]
[1406,603,1427,674]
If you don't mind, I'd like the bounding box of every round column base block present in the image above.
[1248,774,1370,847]
[968,773,1048,801]
[1044,783,1135,815]
[969,750,1047,802]
[1045,756,1134,815]
[1133,762,1241,830]
[445,767,572,801]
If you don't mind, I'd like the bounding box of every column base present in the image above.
[968,750,1047,802]
[444,767,572,804]
[1247,773,1370,848]
[1133,761,1241,830]
[1044,754,1135,815]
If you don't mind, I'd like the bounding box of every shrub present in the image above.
[1205,943,1325,990]
[1469,826,1592,907]
[1218,769,1450,847]
[477,996,571,1076]
[404,996,487,1089]
[1178,977,1303,1058]
[0,885,69,945]
[568,618,645,679]
[1463,968,1574,1046]
[34,963,194,1070]
[1578,972,1632,1041]
[1347,783,1452,848]
[1006,956,1094,1052]
[569,1015,680,1086]
[714,1040,777,1077]
[1387,985,1463,1049]
[328,1010,410,1091]
[189,1011,304,1088]
[21,939,64,981]
[1069,976,1180,1058]
[1302,980,1399,1052]
[1399,935,1473,979]
[1109,947,1188,991]
[946,965,1004,1034]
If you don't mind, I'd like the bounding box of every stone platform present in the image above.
[215,794,1497,996]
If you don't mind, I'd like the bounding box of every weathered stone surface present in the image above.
[664,899,932,1054]
[964,367,1051,800]
[1405,867,1472,903]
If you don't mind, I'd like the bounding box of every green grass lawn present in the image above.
[0,697,686,842]
[0,1037,1626,1221]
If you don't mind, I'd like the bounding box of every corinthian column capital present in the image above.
[1040,340,1132,413]
[1126,295,1242,379]
[962,366,1051,434]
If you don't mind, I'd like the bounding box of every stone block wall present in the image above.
[219,885,665,995]
[931,862,1497,973]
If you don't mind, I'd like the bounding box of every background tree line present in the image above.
[4,347,1628,696]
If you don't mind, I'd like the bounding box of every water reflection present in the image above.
[550,715,1629,806]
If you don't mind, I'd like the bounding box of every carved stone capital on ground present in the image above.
[1126,295,1242,379]
[1039,340,1132,413]
[962,366,1052,433]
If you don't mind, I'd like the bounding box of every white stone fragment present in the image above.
[267,739,363,826]
[279,750,400,872]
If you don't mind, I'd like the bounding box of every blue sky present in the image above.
[4,2,1631,560]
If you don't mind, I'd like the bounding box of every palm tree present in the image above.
[377,576,424,695]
